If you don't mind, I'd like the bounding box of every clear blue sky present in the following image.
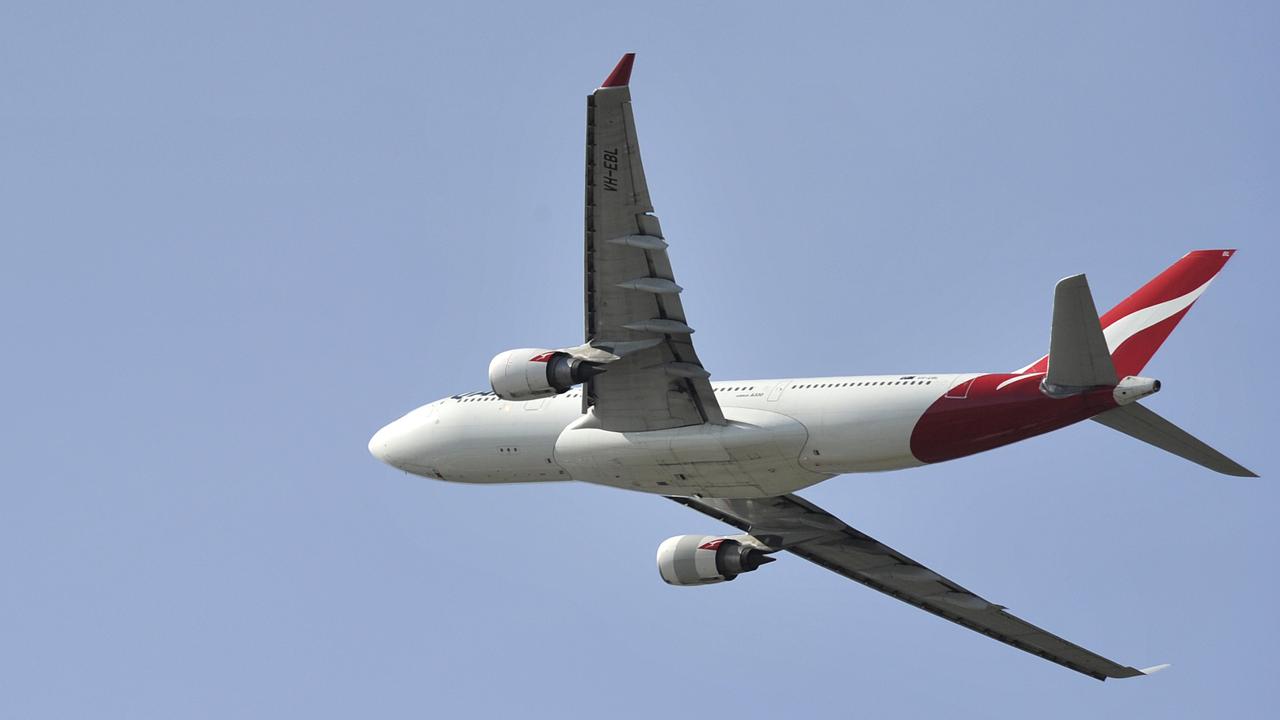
[3,2,1276,717]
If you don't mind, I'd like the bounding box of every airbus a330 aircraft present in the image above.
[369,54,1255,680]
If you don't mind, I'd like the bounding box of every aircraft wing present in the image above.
[582,54,725,431]
[669,493,1167,681]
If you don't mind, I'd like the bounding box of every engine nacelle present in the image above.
[656,535,775,586]
[1113,375,1161,405]
[488,348,603,401]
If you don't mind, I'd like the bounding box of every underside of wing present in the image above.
[583,55,724,432]
[669,493,1165,681]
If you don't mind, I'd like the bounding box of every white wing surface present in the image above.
[583,55,724,431]
[670,493,1166,681]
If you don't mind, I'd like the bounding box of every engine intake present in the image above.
[656,535,775,586]
[488,348,604,401]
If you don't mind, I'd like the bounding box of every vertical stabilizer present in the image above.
[1017,250,1237,377]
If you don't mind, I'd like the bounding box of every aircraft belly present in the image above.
[554,407,828,498]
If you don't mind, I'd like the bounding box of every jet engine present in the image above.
[1112,375,1161,405]
[488,348,604,401]
[656,535,775,586]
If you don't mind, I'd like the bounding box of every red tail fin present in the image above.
[1018,250,1237,378]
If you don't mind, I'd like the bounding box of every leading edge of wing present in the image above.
[668,493,1168,681]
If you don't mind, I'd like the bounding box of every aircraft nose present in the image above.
[368,422,397,465]
[369,407,438,472]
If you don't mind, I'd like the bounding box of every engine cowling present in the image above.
[656,535,775,586]
[488,348,603,401]
[1112,375,1161,405]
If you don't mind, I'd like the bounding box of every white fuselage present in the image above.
[369,373,969,498]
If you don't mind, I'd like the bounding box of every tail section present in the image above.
[1018,249,1237,376]
[1020,250,1254,477]
[1099,249,1236,377]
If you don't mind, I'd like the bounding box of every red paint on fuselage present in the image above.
[910,374,1118,464]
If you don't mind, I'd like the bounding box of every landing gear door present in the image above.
[767,381,791,402]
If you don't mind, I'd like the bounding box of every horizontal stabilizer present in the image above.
[1047,274,1117,391]
[1093,403,1257,477]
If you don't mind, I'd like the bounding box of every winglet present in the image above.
[1110,662,1171,680]
[601,53,636,87]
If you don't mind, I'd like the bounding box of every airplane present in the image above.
[368,53,1256,681]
